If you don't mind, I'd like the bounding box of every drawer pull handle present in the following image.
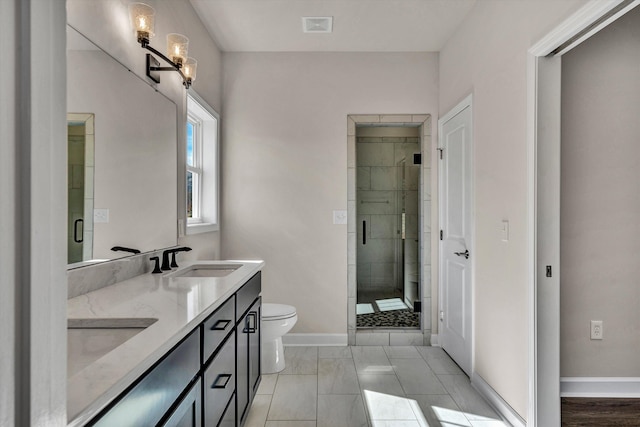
[211,373,232,389]
[244,312,257,334]
[210,319,232,331]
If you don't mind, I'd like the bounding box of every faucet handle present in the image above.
[150,256,162,274]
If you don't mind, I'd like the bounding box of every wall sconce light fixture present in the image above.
[129,2,197,88]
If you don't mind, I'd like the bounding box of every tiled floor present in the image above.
[244,345,510,427]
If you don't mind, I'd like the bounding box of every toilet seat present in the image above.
[262,303,297,321]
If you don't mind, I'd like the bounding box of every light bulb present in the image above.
[137,16,147,31]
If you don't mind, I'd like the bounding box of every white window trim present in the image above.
[186,91,219,234]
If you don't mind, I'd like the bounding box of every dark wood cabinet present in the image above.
[88,271,261,427]
[90,330,200,427]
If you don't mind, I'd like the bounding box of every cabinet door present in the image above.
[238,298,261,426]
[236,311,250,424]
[248,298,261,396]
[161,379,202,427]
[91,330,200,427]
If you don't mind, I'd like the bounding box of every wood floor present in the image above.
[562,398,640,426]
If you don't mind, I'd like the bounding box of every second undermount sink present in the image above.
[67,318,157,377]
[172,264,241,278]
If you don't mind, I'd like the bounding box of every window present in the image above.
[186,116,204,221]
[186,93,219,234]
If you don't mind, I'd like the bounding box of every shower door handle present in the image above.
[362,220,366,245]
[73,219,84,243]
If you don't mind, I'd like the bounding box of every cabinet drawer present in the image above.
[91,330,200,427]
[202,295,235,364]
[204,332,236,427]
[236,271,261,321]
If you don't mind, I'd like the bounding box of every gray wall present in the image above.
[438,0,585,418]
[560,5,640,377]
[221,52,438,335]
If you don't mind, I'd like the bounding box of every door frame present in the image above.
[346,114,433,346]
[437,93,474,375]
[527,0,640,424]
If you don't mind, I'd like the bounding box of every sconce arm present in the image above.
[142,44,191,88]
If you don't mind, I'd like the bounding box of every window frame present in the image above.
[185,91,219,235]
[186,115,203,222]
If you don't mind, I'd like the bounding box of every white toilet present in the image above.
[261,303,297,374]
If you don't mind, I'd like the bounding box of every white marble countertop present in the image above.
[66,260,264,427]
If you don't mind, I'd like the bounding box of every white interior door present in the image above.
[438,96,473,376]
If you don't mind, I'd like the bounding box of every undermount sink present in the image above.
[171,264,241,278]
[67,318,157,377]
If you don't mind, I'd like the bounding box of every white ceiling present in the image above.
[189,0,477,52]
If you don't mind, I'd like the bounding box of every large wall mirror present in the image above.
[67,25,178,267]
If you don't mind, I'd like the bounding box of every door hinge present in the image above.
[440,311,444,321]
[437,148,444,159]
[546,265,552,278]
[440,230,443,240]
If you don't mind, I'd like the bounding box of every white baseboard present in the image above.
[282,333,348,346]
[430,334,440,346]
[561,377,640,397]
[471,372,525,427]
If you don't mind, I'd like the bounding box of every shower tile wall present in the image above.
[356,133,420,294]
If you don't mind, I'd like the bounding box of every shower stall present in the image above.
[355,126,420,328]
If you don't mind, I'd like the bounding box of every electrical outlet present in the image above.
[590,320,603,340]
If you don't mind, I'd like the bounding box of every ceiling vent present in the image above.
[302,17,333,33]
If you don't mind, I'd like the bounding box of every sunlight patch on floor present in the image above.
[360,365,396,374]
[375,298,408,311]
[363,390,507,427]
[357,303,375,314]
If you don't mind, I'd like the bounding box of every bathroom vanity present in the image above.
[67,260,263,427]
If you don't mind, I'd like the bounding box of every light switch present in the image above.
[501,220,509,242]
[94,208,109,223]
[333,210,347,225]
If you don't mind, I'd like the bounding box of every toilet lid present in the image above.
[262,303,297,320]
